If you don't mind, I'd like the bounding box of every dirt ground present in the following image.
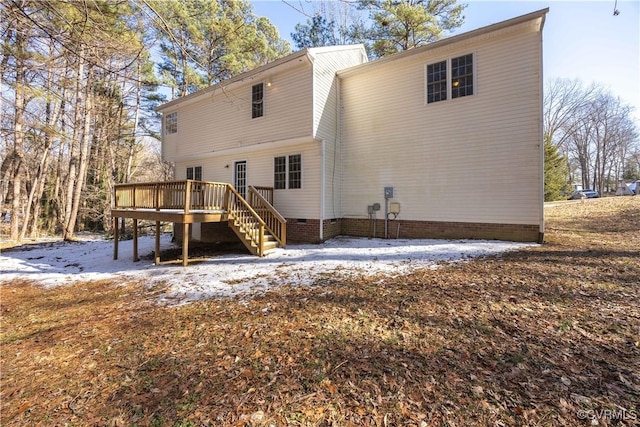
[1,197,638,426]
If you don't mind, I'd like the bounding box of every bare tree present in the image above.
[545,78,639,194]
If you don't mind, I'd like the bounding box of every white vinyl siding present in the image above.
[163,61,314,162]
[311,47,367,219]
[174,142,321,219]
[162,15,544,233]
[339,22,543,226]
[312,47,367,141]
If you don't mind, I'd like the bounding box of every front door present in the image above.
[234,161,247,199]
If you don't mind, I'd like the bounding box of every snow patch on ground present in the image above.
[1,234,534,304]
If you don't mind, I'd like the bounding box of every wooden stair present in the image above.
[228,218,279,256]
[225,185,285,256]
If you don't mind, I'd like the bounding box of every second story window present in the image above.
[165,112,177,134]
[187,166,202,181]
[452,54,474,98]
[426,53,474,104]
[427,60,447,104]
[252,83,264,118]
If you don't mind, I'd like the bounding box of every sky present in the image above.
[251,0,640,120]
[0,234,531,304]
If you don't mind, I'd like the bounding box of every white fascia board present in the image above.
[167,135,320,164]
[156,49,312,113]
[337,8,548,79]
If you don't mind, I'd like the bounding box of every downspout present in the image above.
[320,139,325,241]
[335,74,341,227]
[538,16,546,244]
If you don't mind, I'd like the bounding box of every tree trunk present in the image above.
[22,43,60,239]
[64,65,94,240]
[9,12,27,241]
[61,50,85,239]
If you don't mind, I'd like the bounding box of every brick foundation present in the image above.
[322,218,342,240]
[340,218,540,242]
[285,218,322,243]
[284,218,342,243]
[174,218,540,246]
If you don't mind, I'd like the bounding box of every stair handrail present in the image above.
[248,186,287,248]
[225,184,267,255]
[250,185,274,204]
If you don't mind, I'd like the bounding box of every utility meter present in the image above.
[384,187,394,199]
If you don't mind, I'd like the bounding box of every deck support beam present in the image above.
[155,221,161,265]
[113,217,119,260]
[133,219,139,262]
[182,222,189,267]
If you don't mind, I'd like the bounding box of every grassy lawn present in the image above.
[1,197,638,426]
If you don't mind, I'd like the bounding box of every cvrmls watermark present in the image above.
[577,408,637,421]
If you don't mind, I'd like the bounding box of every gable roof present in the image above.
[156,45,367,112]
[337,8,549,78]
[155,9,547,113]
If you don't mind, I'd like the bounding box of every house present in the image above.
[112,9,547,264]
[615,179,634,196]
[626,180,640,195]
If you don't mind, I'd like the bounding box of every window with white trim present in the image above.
[274,156,286,189]
[426,53,474,104]
[186,166,202,181]
[274,154,301,189]
[165,112,177,134]
[451,54,473,98]
[427,60,447,103]
[288,154,301,189]
[252,83,264,118]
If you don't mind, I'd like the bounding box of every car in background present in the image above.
[569,189,600,200]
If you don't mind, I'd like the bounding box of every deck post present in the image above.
[133,218,139,262]
[154,183,160,211]
[182,222,189,267]
[155,221,161,265]
[259,224,265,256]
[113,217,119,260]
[184,180,191,214]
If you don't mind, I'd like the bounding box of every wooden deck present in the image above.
[111,180,286,266]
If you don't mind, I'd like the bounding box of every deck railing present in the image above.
[248,186,286,247]
[114,180,228,213]
[250,185,274,205]
[113,180,283,257]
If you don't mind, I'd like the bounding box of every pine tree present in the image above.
[357,0,465,58]
[544,136,571,201]
[291,14,338,49]
[150,0,290,98]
